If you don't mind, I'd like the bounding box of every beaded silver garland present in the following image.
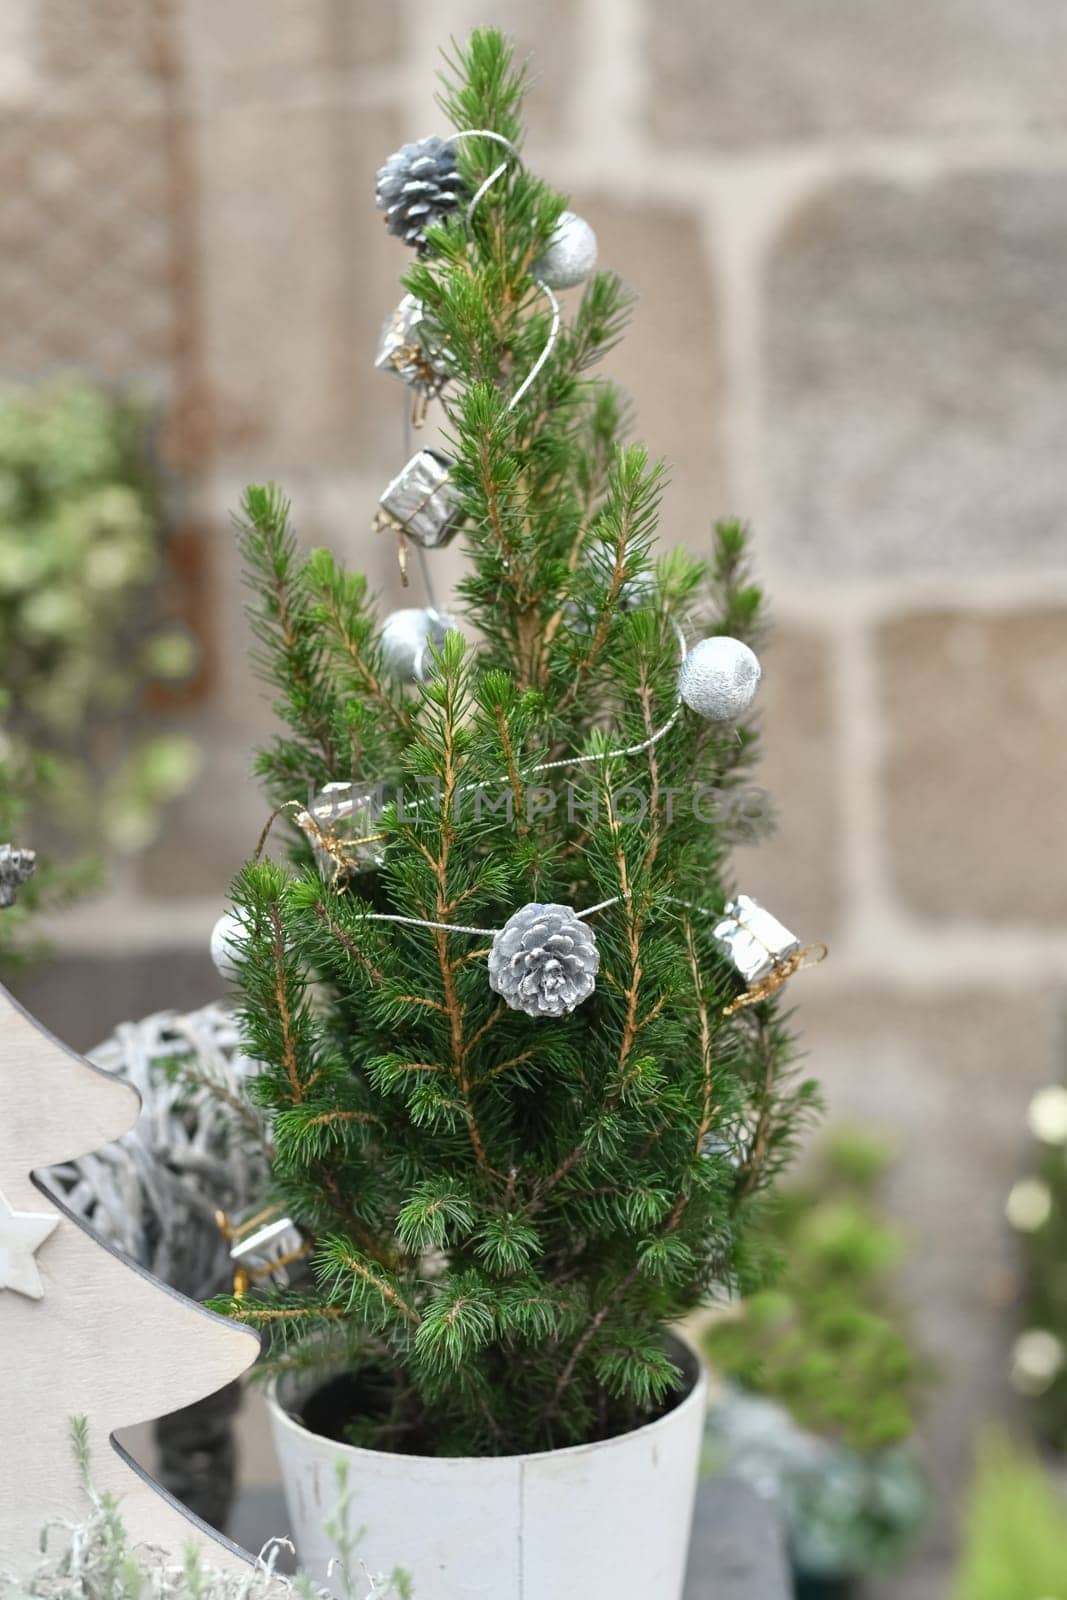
[677,636,761,722]
[247,605,823,1019]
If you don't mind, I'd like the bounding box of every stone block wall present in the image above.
[4,4,1067,1592]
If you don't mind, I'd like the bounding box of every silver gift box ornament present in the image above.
[297,780,387,881]
[375,293,450,401]
[225,1207,307,1294]
[712,894,801,986]
[378,448,464,550]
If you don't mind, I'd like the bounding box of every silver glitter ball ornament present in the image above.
[0,843,35,908]
[380,607,457,682]
[591,536,656,611]
[532,211,598,290]
[488,902,599,1019]
[210,909,249,981]
[678,636,761,722]
[565,538,656,631]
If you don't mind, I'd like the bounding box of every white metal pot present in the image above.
[267,1332,708,1600]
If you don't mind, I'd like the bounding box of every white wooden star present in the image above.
[0,1185,58,1300]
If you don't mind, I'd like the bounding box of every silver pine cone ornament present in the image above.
[376,136,466,249]
[488,903,599,1019]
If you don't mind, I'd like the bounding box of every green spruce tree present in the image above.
[215,29,819,1456]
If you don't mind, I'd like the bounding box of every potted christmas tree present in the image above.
[211,30,821,1600]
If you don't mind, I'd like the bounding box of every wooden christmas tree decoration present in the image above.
[0,980,260,1574]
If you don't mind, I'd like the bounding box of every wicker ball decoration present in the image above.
[43,1002,269,1302]
[41,1002,271,1527]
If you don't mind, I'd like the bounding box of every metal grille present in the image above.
[35,0,164,86]
[0,0,196,431]
[0,107,175,382]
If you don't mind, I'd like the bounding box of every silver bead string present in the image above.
[321,620,691,941]
[453,127,561,412]
[508,279,560,411]
[391,125,559,605]
[270,609,690,892]
[361,615,688,817]
[351,893,730,945]
[451,128,522,228]
[354,897,827,1022]
[523,618,688,777]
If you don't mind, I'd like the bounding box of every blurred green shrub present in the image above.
[953,1432,1067,1600]
[0,379,200,962]
[706,1127,923,1451]
[704,1128,928,1581]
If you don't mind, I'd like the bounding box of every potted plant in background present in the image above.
[703,1129,928,1598]
[210,30,822,1600]
[0,376,199,969]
